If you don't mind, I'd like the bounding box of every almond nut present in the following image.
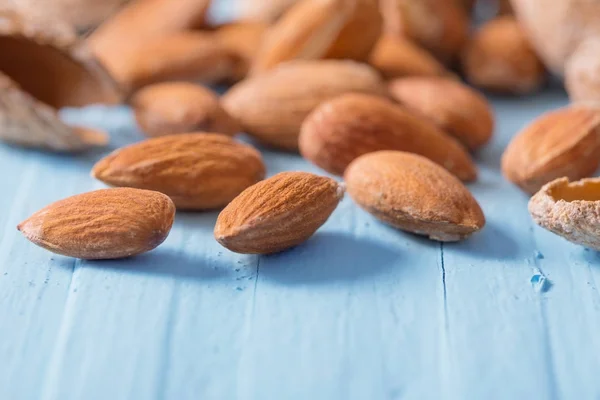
[299,92,477,181]
[344,151,485,241]
[96,32,238,91]
[388,77,494,150]
[131,82,240,138]
[368,34,448,79]
[462,16,546,94]
[0,73,108,151]
[501,104,600,194]
[222,60,386,151]
[252,0,381,73]
[529,177,600,250]
[17,188,175,259]
[239,0,298,22]
[92,133,266,210]
[214,171,344,254]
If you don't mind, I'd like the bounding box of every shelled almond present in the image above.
[388,77,494,150]
[299,93,477,181]
[18,188,175,259]
[131,82,240,137]
[214,172,344,254]
[222,60,386,150]
[92,133,265,210]
[502,104,600,194]
[345,151,485,241]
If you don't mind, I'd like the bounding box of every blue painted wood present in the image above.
[2,87,600,400]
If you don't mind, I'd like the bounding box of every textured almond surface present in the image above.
[98,32,238,91]
[345,151,485,241]
[0,10,122,107]
[18,188,175,259]
[501,104,600,194]
[299,93,477,181]
[0,73,108,151]
[388,77,494,150]
[131,82,240,138]
[368,34,448,79]
[92,133,265,210]
[252,0,381,73]
[529,177,600,250]
[381,0,469,63]
[462,16,545,94]
[222,60,386,150]
[214,172,344,254]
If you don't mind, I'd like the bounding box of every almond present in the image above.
[96,32,238,91]
[214,172,344,254]
[222,60,386,150]
[92,133,265,210]
[565,39,600,102]
[0,10,122,107]
[0,73,108,151]
[130,82,240,138]
[381,0,469,63]
[17,188,175,259]
[89,0,210,60]
[388,77,494,150]
[252,0,381,73]
[299,92,477,181]
[529,177,600,250]
[214,21,269,82]
[501,104,600,194]
[462,16,546,94]
[368,34,449,79]
[345,151,485,241]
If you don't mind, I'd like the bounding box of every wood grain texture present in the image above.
[1,87,599,400]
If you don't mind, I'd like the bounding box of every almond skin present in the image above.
[299,93,477,181]
[17,188,175,259]
[252,0,381,73]
[345,151,485,241]
[368,34,448,79]
[501,104,600,194]
[92,133,266,210]
[388,77,494,150]
[130,82,240,138]
[462,16,546,94]
[98,32,238,91]
[214,172,344,254]
[529,177,600,250]
[222,60,386,151]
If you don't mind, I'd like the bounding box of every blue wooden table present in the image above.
[1,68,599,400]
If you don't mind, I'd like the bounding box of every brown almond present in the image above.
[239,0,299,22]
[214,21,269,82]
[388,77,494,150]
[222,60,386,151]
[17,188,175,259]
[345,151,485,241]
[89,0,210,60]
[252,0,381,73]
[92,133,266,210]
[0,73,108,151]
[299,93,477,181]
[97,32,238,91]
[368,34,449,79]
[214,172,344,254]
[130,82,240,138]
[0,10,122,107]
[529,177,600,250]
[462,16,546,94]
[381,0,469,63]
[501,104,600,194]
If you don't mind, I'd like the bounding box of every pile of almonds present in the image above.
[7,0,600,260]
